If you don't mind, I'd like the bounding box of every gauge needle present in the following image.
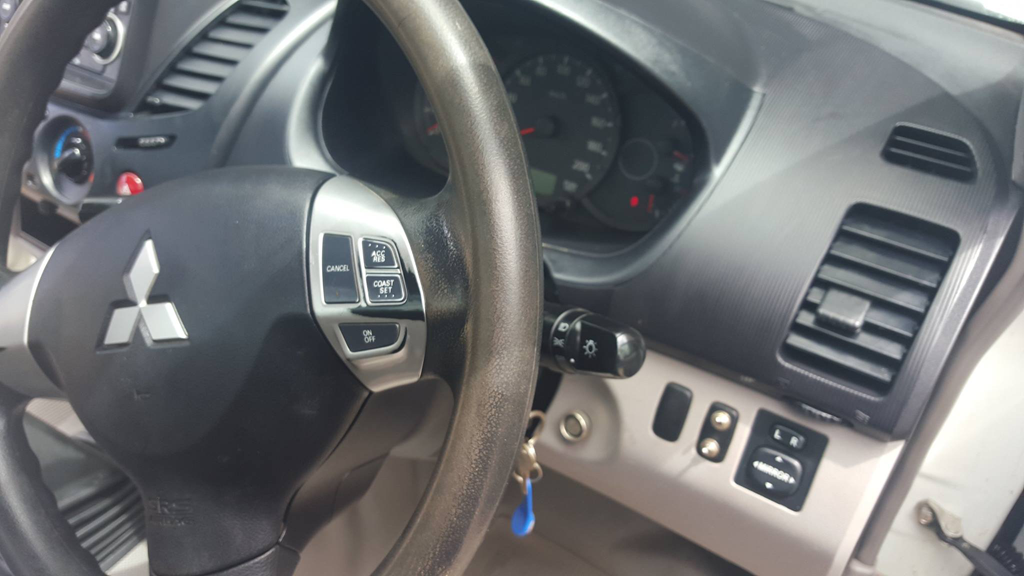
[426,122,440,135]
[672,150,689,162]
[520,117,557,138]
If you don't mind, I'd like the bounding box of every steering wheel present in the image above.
[0,0,541,574]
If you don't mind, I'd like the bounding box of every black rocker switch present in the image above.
[540,303,646,379]
[652,383,692,441]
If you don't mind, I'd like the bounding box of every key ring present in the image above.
[527,410,545,439]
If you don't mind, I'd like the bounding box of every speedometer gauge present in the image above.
[503,54,621,203]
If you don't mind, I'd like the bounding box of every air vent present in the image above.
[60,477,145,570]
[137,0,288,114]
[783,205,959,395]
[882,123,976,182]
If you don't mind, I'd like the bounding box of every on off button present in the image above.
[340,323,400,353]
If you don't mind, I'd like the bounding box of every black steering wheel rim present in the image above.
[0,1,541,575]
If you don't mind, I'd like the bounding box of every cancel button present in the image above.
[365,274,406,304]
[322,234,358,304]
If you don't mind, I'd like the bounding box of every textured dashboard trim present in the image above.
[544,0,1024,438]
[538,350,904,576]
[229,0,1024,438]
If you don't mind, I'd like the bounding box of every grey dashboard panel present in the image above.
[535,0,1024,438]
[89,0,1023,439]
[537,351,904,576]
[874,272,1024,576]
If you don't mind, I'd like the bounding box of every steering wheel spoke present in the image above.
[0,266,103,576]
[0,253,62,400]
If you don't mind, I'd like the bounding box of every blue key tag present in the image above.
[510,411,545,537]
[511,477,535,537]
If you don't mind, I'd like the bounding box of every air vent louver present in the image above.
[60,477,145,571]
[882,123,976,182]
[783,205,959,395]
[137,0,288,114]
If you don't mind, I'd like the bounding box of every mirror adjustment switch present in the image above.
[321,234,358,304]
[735,411,829,511]
[339,323,400,353]
[748,447,802,497]
[361,239,398,269]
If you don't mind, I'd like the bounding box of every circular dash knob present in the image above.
[699,438,721,459]
[710,410,733,431]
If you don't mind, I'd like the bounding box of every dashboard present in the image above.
[321,2,706,248]
[7,0,1024,575]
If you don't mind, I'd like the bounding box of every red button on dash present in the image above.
[116,172,144,196]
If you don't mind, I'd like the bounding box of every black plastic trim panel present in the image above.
[532,0,1023,439]
[30,0,335,209]
[224,0,1023,438]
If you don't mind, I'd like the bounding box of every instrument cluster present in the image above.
[409,50,701,234]
[322,2,707,245]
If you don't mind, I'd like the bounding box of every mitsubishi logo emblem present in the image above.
[102,239,188,346]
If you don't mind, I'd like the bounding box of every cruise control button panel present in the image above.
[361,239,398,269]
[365,274,406,304]
[322,234,359,304]
[735,410,828,511]
[308,176,427,392]
[340,323,401,353]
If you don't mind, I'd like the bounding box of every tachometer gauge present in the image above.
[586,115,696,232]
[503,54,621,204]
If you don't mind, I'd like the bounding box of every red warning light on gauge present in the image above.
[629,195,640,208]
